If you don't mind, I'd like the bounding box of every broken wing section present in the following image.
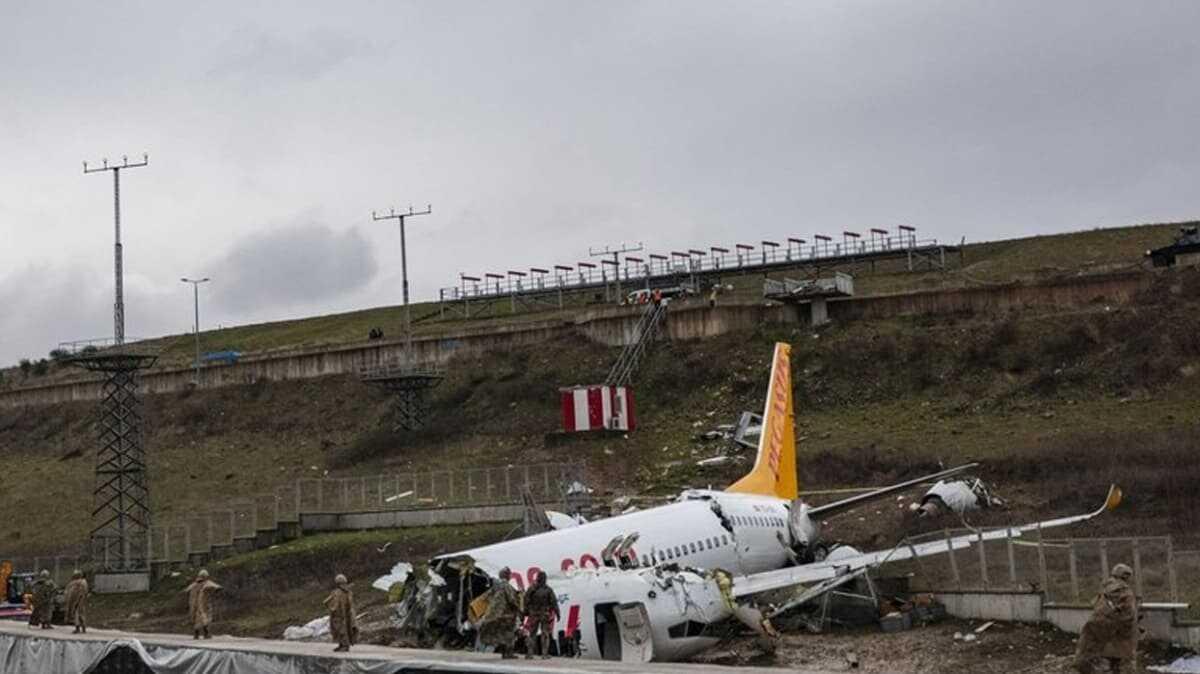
[733,484,1122,599]
[726,342,799,500]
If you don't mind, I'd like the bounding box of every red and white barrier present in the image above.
[560,385,636,432]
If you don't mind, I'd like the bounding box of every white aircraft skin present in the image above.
[399,342,1122,662]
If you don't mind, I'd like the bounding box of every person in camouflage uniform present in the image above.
[30,570,56,629]
[523,571,559,659]
[184,569,223,639]
[1075,563,1138,673]
[478,567,522,659]
[63,570,89,634]
[323,574,357,652]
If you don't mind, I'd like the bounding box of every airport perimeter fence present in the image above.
[0,555,86,587]
[891,528,1199,614]
[140,461,585,565]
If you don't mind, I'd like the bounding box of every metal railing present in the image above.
[885,528,1195,609]
[440,236,942,301]
[136,461,583,564]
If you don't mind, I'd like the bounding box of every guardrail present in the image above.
[440,236,943,301]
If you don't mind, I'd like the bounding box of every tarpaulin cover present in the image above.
[0,632,404,674]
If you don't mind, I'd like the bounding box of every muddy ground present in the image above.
[700,619,1190,673]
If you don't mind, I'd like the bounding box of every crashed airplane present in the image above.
[392,342,1122,662]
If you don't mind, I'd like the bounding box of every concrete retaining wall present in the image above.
[299,504,527,532]
[0,272,1153,409]
[937,591,1199,648]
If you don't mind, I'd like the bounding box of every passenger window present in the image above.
[720,535,727,545]
[675,546,682,557]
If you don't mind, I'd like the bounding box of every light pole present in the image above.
[84,154,149,346]
[180,277,210,384]
[370,205,431,364]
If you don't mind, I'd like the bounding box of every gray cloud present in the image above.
[2,1,1199,365]
[206,26,366,86]
[208,223,378,314]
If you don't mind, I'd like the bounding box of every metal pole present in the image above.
[85,154,148,346]
[371,205,431,364]
[181,278,210,385]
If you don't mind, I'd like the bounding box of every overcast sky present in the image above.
[2,1,1198,366]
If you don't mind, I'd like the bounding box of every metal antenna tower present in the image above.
[363,204,443,431]
[589,242,643,302]
[84,154,149,345]
[371,204,432,362]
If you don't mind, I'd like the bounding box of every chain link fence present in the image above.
[136,461,583,565]
[890,528,1196,611]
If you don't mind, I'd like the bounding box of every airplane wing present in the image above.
[805,463,981,520]
[735,484,1122,599]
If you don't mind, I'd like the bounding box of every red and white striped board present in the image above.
[560,385,636,432]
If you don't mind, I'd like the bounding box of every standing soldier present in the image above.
[184,569,222,640]
[1074,563,1138,673]
[63,570,89,634]
[30,570,56,629]
[478,567,522,659]
[323,574,357,653]
[523,571,559,659]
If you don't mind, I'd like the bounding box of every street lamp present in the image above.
[180,277,210,384]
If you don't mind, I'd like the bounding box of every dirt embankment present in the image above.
[3,270,1199,554]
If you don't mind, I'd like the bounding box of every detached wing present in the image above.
[805,463,980,521]
[735,484,1122,599]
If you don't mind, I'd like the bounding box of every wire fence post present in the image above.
[1099,540,1109,580]
[1036,523,1049,602]
[1005,527,1017,586]
[1166,537,1178,602]
[1068,541,1080,602]
[977,530,989,590]
[943,530,960,590]
[1132,539,1143,597]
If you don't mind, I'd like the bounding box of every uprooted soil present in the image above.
[703,619,1190,673]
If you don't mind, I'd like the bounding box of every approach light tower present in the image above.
[372,205,432,361]
[364,204,443,431]
[84,154,149,346]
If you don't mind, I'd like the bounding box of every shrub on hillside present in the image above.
[18,359,31,377]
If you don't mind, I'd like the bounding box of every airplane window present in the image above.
[705,538,713,549]
[675,546,682,557]
[720,535,727,545]
[642,555,649,567]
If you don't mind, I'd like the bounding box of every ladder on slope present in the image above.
[605,301,668,386]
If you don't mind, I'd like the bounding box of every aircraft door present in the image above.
[615,602,654,663]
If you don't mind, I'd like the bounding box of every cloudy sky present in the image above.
[2,1,1198,365]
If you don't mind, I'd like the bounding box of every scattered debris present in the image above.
[974,620,995,634]
[917,477,1004,517]
[1149,654,1200,673]
[384,491,414,503]
[697,455,732,467]
[372,562,413,592]
[283,615,330,641]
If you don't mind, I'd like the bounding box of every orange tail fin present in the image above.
[726,342,799,500]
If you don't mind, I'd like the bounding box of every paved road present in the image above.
[0,621,837,673]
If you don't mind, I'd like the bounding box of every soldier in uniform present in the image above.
[478,567,523,659]
[1074,563,1138,673]
[523,571,559,659]
[323,574,357,652]
[63,570,89,634]
[30,570,56,629]
[184,569,223,640]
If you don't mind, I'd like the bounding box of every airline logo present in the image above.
[762,344,791,482]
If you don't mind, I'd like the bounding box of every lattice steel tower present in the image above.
[73,353,157,570]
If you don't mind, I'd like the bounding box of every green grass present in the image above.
[87,525,510,638]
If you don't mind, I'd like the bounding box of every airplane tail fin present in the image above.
[727,342,799,500]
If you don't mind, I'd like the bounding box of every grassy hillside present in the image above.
[3,265,1198,556]
[1,220,1188,381]
[87,525,509,638]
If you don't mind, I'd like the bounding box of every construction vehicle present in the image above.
[0,561,33,621]
[0,561,64,622]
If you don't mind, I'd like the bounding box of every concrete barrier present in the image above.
[936,591,1199,648]
[0,271,1155,409]
[300,503,527,532]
